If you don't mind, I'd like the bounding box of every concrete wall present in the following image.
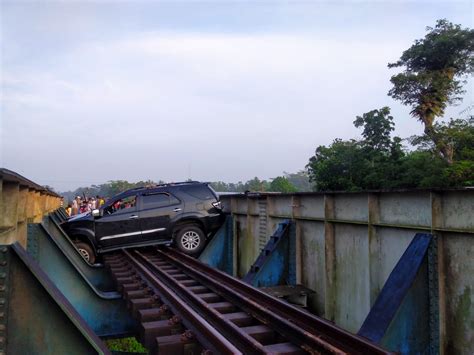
[0,169,61,247]
[221,190,474,354]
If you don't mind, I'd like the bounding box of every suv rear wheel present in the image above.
[75,242,96,264]
[174,225,206,255]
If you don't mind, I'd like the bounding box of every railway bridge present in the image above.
[0,168,473,354]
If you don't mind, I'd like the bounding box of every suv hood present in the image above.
[67,211,91,222]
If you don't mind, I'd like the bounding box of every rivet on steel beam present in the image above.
[0,248,6,254]
[0,274,5,279]
[0,286,5,292]
[0,300,5,305]
[0,336,4,343]
[0,262,6,267]
[0,325,5,331]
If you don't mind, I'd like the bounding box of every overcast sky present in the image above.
[1,1,473,191]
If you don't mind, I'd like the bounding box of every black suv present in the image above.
[61,182,224,263]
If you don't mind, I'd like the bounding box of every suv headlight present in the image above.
[212,201,222,209]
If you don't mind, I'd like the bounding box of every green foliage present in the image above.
[307,108,474,191]
[210,173,310,193]
[307,107,408,191]
[307,139,368,191]
[246,177,270,192]
[62,179,162,204]
[388,19,474,162]
[354,106,395,152]
[62,173,309,200]
[269,176,298,193]
[445,160,474,186]
[409,117,474,186]
[105,337,147,353]
[308,19,474,192]
[282,171,312,191]
[396,151,449,188]
[210,178,270,192]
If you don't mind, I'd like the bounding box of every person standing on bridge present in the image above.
[71,196,80,215]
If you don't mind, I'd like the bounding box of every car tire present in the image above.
[75,242,96,264]
[174,225,206,255]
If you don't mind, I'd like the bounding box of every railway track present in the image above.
[104,248,391,355]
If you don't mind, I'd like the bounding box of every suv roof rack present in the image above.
[124,181,203,194]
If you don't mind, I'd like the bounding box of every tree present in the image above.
[269,176,298,193]
[307,107,407,191]
[396,151,449,188]
[245,177,269,192]
[283,171,312,192]
[307,139,369,191]
[388,19,474,163]
[210,181,231,192]
[409,117,474,186]
[354,107,395,153]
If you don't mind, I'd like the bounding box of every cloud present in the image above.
[1,31,471,190]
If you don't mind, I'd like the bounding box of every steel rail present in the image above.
[150,249,344,354]
[121,249,241,354]
[159,247,392,355]
[132,250,275,354]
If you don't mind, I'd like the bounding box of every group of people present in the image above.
[65,196,106,216]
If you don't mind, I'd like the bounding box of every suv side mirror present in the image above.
[92,209,101,218]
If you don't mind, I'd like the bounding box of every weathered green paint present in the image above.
[6,243,109,354]
[299,221,325,315]
[444,233,474,355]
[198,215,234,274]
[359,233,435,354]
[222,189,474,354]
[242,221,293,287]
[237,217,253,277]
[380,261,431,354]
[41,215,116,291]
[334,224,370,332]
[27,223,137,337]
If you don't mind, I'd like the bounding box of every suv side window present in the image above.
[182,185,214,200]
[141,193,179,210]
[104,195,137,215]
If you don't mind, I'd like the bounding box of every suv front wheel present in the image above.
[174,225,206,255]
[75,242,96,264]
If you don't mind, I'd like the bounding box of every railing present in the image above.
[0,168,61,246]
[220,189,474,354]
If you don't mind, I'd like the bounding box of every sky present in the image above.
[1,1,473,192]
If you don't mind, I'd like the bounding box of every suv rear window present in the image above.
[181,185,215,200]
[142,193,179,209]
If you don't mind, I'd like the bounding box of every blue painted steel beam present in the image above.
[242,220,295,287]
[27,223,138,337]
[5,243,110,354]
[358,233,436,355]
[43,214,116,291]
[199,215,234,275]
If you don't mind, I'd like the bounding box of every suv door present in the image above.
[95,194,140,248]
[139,192,183,242]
